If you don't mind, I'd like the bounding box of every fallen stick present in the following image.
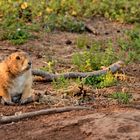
[121,104,140,110]
[85,24,99,35]
[32,61,124,82]
[0,106,92,124]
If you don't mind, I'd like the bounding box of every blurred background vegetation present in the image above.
[0,0,140,39]
[0,0,139,63]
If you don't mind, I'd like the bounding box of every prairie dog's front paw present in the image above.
[19,96,33,105]
[1,98,15,105]
[12,94,22,103]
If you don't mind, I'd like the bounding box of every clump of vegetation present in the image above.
[7,28,31,45]
[76,35,89,49]
[59,18,85,33]
[40,60,56,73]
[118,28,140,63]
[52,76,69,89]
[84,72,117,88]
[1,0,140,44]
[109,92,132,104]
[0,16,36,45]
[73,27,140,72]
[46,15,85,32]
[72,41,117,71]
[89,0,140,23]
[42,0,140,23]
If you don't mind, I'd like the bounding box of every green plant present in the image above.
[109,92,132,104]
[45,0,140,23]
[118,28,140,63]
[45,14,85,32]
[87,0,140,23]
[72,41,117,72]
[52,76,69,89]
[84,72,117,88]
[60,17,85,33]
[0,15,38,44]
[76,35,88,49]
[8,28,30,45]
[40,60,56,73]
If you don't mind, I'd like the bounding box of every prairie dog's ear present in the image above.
[16,56,21,60]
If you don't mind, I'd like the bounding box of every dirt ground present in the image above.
[0,17,140,140]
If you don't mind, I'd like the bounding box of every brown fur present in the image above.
[0,51,32,105]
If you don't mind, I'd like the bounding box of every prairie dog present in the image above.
[0,51,32,105]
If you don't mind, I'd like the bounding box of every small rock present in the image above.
[117,30,121,33]
[36,54,43,58]
[65,40,72,45]
[105,32,109,35]
[86,45,91,49]
[39,95,60,105]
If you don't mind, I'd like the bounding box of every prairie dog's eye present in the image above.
[16,56,20,60]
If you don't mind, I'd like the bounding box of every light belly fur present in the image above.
[9,73,27,96]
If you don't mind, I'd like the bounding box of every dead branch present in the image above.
[85,24,99,35]
[121,102,140,110]
[32,61,124,82]
[0,106,92,124]
[122,104,140,110]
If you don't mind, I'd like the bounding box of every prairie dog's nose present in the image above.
[28,61,32,65]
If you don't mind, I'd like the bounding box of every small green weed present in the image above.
[40,60,56,73]
[76,35,88,49]
[52,76,69,89]
[84,72,117,88]
[0,18,36,45]
[118,29,140,63]
[7,28,30,45]
[109,92,132,104]
[45,15,85,32]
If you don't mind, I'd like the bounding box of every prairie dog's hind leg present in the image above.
[19,84,33,105]
[0,89,14,105]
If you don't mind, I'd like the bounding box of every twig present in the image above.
[121,104,140,110]
[32,61,124,82]
[0,106,92,124]
[85,24,99,35]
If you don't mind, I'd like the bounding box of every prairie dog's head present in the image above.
[6,51,32,76]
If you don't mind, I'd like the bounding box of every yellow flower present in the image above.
[47,61,53,67]
[71,10,77,16]
[38,12,42,16]
[21,2,28,10]
[61,0,66,7]
[46,7,53,14]
[0,12,3,18]
[92,0,98,3]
